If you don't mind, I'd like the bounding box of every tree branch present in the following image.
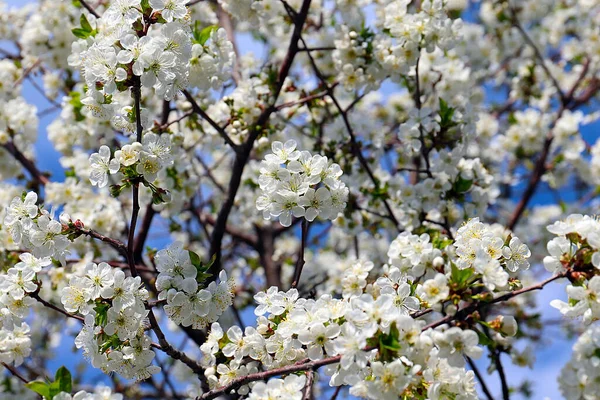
[207,0,313,278]
[182,90,240,151]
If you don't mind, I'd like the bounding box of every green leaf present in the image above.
[26,381,50,399]
[94,302,110,327]
[141,0,151,13]
[432,236,453,250]
[80,14,92,32]
[453,176,473,193]
[194,25,218,45]
[438,97,455,128]
[188,250,202,269]
[475,328,494,347]
[54,366,72,395]
[71,28,91,39]
[450,263,473,286]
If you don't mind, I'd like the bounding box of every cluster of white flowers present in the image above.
[189,27,236,91]
[0,0,599,397]
[53,386,122,400]
[332,0,462,92]
[256,140,349,227]
[156,241,234,329]
[246,374,306,400]
[61,262,158,380]
[201,282,479,399]
[68,0,234,124]
[70,1,189,102]
[0,252,46,366]
[89,132,174,189]
[454,218,531,290]
[387,231,444,279]
[4,192,70,264]
[558,324,600,400]
[545,214,600,324]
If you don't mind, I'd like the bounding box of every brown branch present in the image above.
[492,349,510,400]
[507,63,599,230]
[291,219,309,288]
[30,291,85,323]
[275,85,335,111]
[466,357,494,400]
[302,370,314,400]
[2,362,30,384]
[79,0,101,18]
[182,90,239,151]
[423,271,567,331]
[77,227,128,257]
[3,142,49,186]
[133,204,156,263]
[156,111,193,131]
[195,210,258,248]
[198,354,344,400]
[147,312,205,377]
[207,0,313,278]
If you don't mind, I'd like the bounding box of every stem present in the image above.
[493,350,510,400]
[129,78,206,381]
[79,0,101,18]
[291,219,309,289]
[207,0,313,278]
[466,357,494,400]
[31,291,85,323]
[2,362,29,384]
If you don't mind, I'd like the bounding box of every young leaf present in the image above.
[54,366,72,394]
[80,14,92,33]
[196,25,218,45]
[71,28,91,39]
[26,381,50,399]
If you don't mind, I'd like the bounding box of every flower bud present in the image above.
[433,256,445,268]
[500,315,518,337]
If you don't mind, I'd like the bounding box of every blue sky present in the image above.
[5,0,596,399]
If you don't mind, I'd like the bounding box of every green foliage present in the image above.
[26,366,72,399]
[189,250,214,283]
[192,23,218,45]
[450,263,473,287]
[72,14,97,39]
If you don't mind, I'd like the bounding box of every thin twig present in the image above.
[79,0,101,18]
[31,291,85,323]
[291,219,309,288]
[466,357,494,400]
[2,362,29,384]
[182,90,239,151]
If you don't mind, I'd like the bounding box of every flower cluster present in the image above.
[89,132,174,190]
[61,263,158,380]
[201,282,479,399]
[256,140,349,227]
[70,1,191,103]
[454,218,531,290]
[53,386,122,400]
[189,27,236,91]
[546,214,600,324]
[155,241,234,329]
[247,374,306,400]
[0,253,47,366]
[559,324,600,400]
[4,192,70,264]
